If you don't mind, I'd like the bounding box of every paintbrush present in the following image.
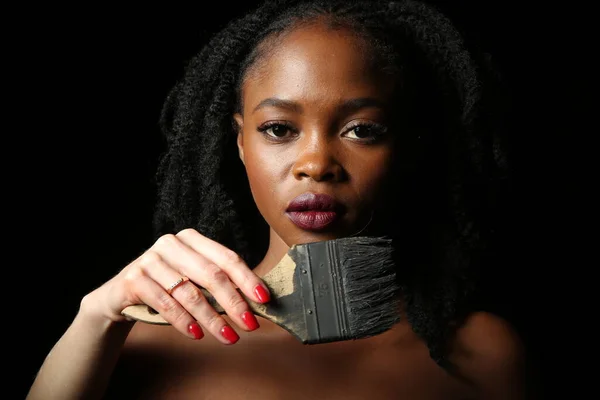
[121,236,401,344]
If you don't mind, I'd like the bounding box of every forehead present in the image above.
[240,22,397,110]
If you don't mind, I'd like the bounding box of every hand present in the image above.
[80,228,270,344]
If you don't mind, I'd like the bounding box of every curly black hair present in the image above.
[152,0,510,368]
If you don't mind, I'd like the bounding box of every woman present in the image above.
[27,0,528,398]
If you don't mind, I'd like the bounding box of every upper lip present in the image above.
[286,192,341,212]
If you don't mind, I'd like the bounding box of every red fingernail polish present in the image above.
[220,325,240,344]
[188,322,204,340]
[254,284,270,303]
[241,311,260,331]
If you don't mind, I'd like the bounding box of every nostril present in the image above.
[300,171,337,182]
[320,171,335,181]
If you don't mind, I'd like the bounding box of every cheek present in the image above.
[347,149,396,200]
[242,140,284,213]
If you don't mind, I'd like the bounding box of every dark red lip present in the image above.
[286,192,339,212]
[286,193,341,231]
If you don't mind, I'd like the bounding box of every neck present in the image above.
[252,227,290,277]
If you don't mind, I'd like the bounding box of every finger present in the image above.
[169,279,242,345]
[176,228,271,303]
[131,273,204,340]
[150,234,258,334]
[139,253,242,343]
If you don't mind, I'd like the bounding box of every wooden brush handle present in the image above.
[121,253,296,325]
[122,288,251,325]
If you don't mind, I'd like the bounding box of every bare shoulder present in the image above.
[449,311,531,399]
[105,323,180,397]
[452,311,525,364]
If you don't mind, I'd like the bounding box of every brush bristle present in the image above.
[335,236,401,339]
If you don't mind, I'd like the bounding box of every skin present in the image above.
[27,20,528,400]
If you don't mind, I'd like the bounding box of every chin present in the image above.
[291,231,342,245]
[282,224,365,246]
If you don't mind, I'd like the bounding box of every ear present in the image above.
[233,113,245,165]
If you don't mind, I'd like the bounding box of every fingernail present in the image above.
[241,311,260,331]
[188,322,204,340]
[220,325,240,344]
[254,284,270,303]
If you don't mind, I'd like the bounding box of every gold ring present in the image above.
[166,276,189,295]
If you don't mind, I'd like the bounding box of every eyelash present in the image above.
[257,121,298,141]
[256,121,388,144]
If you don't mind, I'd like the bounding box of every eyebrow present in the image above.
[253,98,302,114]
[252,97,386,114]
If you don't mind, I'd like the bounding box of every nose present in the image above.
[291,135,344,182]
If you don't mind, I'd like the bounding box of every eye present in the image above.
[343,123,388,143]
[257,122,296,140]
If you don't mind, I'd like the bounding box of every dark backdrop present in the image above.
[14,1,569,397]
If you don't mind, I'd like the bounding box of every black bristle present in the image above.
[335,236,402,339]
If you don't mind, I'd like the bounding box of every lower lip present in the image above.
[286,211,338,231]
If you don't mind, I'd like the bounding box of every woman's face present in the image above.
[235,22,401,246]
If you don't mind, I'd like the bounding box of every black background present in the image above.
[13,1,575,397]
